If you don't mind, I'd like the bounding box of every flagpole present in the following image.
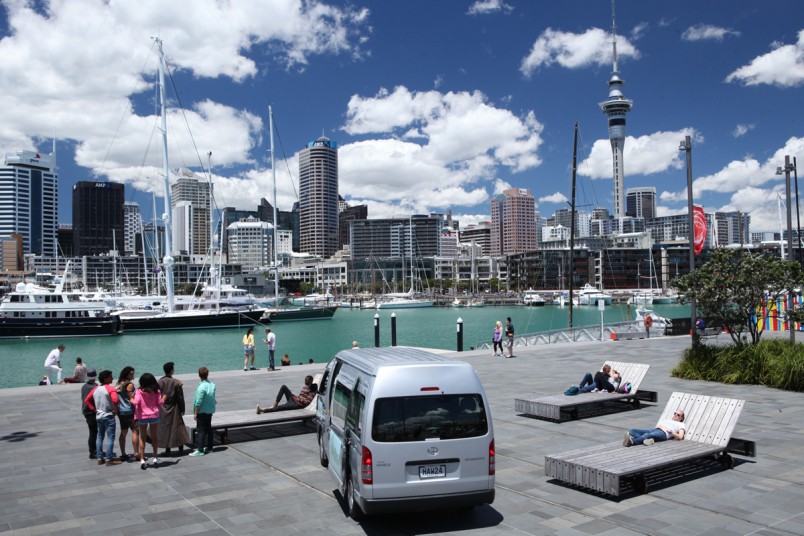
[680,135,697,344]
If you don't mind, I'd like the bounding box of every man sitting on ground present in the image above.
[624,408,686,446]
[257,375,317,413]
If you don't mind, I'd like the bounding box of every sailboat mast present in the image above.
[206,151,220,310]
[269,106,280,301]
[568,122,578,329]
[156,38,175,313]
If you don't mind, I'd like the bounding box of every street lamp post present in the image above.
[679,136,697,345]
[777,155,796,343]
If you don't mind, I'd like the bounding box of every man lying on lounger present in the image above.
[623,408,686,446]
[257,375,317,413]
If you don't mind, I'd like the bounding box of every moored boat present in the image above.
[0,282,120,339]
[264,306,337,322]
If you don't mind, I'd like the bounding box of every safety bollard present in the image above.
[374,313,380,348]
[391,313,397,347]
[457,317,464,352]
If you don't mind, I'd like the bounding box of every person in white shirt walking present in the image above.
[43,344,65,385]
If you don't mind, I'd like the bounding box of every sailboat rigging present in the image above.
[113,39,265,331]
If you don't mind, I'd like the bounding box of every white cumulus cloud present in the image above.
[340,86,544,213]
[520,27,639,76]
[467,0,513,15]
[681,24,741,42]
[579,128,700,180]
[725,30,804,87]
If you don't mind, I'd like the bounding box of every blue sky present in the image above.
[1,0,802,234]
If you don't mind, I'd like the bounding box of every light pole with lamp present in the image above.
[679,136,697,345]
[777,155,796,343]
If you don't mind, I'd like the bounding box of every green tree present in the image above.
[672,248,804,346]
[489,277,500,292]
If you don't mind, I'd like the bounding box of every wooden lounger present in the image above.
[544,392,754,496]
[515,361,655,421]
[184,374,321,445]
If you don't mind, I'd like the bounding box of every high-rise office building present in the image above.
[170,170,210,256]
[172,201,193,255]
[339,203,368,250]
[490,188,537,256]
[299,136,338,258]
[123,201,141,256]
[626,187,656,220]
[72,181,124,256]
[599,5,633,220]
[0,150,58,257]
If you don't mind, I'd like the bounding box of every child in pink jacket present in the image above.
[132,372,166,469]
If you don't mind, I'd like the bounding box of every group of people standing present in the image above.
[492,317,516,357]
[80,360,217,468]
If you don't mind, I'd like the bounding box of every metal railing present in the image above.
[476,320,666,350]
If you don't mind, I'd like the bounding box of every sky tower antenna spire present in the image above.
[599,0,633,222]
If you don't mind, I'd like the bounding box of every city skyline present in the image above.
[0,1,802,234]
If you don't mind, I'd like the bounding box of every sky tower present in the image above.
[599,0,633,221]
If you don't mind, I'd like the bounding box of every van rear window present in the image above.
[371,394,488,442]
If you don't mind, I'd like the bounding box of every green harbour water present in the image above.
[0,303,689,389]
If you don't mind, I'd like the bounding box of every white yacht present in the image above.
[577,283,612,305]
[522,289,546,306]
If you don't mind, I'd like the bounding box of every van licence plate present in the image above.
[419,464,446,479]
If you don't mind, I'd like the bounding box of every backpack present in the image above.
[616,382,632,394]
[564,386,579,396]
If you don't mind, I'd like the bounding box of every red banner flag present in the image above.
[693,205,706,255]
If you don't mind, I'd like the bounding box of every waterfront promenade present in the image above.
[1,335,802,535]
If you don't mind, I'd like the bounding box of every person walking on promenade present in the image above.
[505,317,515,358]
[263,328,277,371]
[43,344,65,385]
[190,367,216,457]
[624,409,686,447]
[132,373,165,469]
[80,368,98,459]
[158,362,189,457]
[242,327,256,371]
[88,370,122,466]
[115,366,138,462]
[257,375,316,413]
[492,321,503,356]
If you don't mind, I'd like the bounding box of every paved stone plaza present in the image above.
[1,334,802,535]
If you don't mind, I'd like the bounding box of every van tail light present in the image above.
[489,439,495,475]
[361,446,373,484]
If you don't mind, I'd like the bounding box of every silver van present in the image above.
[316,347,495,519]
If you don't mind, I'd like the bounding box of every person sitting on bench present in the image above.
[257,375,317,413]
[624,408,686,446]
[577,364,621,393]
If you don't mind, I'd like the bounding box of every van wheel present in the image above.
[318,432,328,468]
[345,474,364,521]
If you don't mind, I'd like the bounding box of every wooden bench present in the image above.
[184,374,321,445]
[515,361,655,421]
[544,392,753,496]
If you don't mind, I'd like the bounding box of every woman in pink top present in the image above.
[132,372,166,470]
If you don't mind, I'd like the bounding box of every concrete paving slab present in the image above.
[0,333,802,535]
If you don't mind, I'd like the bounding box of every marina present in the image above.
[0,302,689,389]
